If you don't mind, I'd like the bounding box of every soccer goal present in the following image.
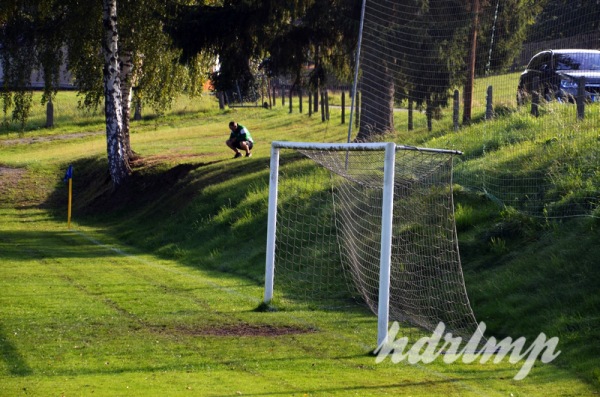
[264,141,480,347]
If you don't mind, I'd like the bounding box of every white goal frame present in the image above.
[264,141,462,347]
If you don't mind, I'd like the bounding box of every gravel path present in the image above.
[0,131,102,146]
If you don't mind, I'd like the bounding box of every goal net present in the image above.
[353,0,600,218]
[264,141,480,346]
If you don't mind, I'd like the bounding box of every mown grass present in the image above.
[1,84,599,395]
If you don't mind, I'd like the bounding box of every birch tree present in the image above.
[0,0,210,186]
[102,0,130,187]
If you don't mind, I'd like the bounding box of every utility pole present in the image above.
[463,0,480,124]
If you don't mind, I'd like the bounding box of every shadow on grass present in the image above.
[208,378,485,397]
[40,152,357,309]
[0,324,33,376]
[0,229,131,262]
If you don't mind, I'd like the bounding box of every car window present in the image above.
[583,53,600,70]
[555,53,600,71]
[529,53,551,71]
[527,53,544,70]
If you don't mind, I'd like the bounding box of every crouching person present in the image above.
[226,121,254,158]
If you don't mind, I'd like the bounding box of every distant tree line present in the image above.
[166,0,360,109]
[526,0,600,43]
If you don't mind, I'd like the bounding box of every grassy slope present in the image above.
[1,90,599,395]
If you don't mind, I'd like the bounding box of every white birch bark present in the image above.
[102,0,130,187]
[119,49,135,159]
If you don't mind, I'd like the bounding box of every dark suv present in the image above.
[517,49,600,104]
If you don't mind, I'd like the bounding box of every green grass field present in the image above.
[1,87,599,396]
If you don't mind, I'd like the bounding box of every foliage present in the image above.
[167,0,359,94]
[395,0,471,109]
[526,0,600,42]
[476,0,546,74]
[0,0,210,126]
[0,2,46,129]
[265,0,359,89]
[61,0,210,115]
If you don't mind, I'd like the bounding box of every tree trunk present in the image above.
[119,49,136,160]
[355,1,395,142]
[133,97,143,120]
[46,99,54,128]
[102,0,130,187]
[463,0,479,124]
[356,55,394,141]
[408,99,413,131]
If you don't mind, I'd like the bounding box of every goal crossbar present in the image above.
[270,140,463,155]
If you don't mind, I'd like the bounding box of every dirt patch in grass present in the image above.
[129,153,214,168]
[0,166,25,184]
[0,167,27,203]
[0,132,102,146]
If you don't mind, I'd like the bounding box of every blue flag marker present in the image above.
[64,165,73,228]
[63,165,73,183]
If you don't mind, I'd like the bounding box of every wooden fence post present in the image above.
[531,77,539,117]
[235,82,242,105]
[408,99,414,131]
[218,92,225,110]
[485,85,494,120]
[426,98,432,132]
[452,90,459,131]
[576,77,585,120]
[341,91,346,124]
[321,92,326,122]
[325,90,330,121]
[267,80,272,109]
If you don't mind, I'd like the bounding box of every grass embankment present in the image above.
[1,87,599,395]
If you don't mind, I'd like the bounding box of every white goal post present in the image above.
[264,141,477,348]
